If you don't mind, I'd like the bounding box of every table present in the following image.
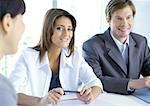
[48,92,150,106]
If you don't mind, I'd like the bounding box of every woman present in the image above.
[10,8,103,106]
[0,0,26,105]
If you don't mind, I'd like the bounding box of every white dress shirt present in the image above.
[9,47,103,97]
[111,33,129,64]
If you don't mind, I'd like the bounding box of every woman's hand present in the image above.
[77,86,102,104]
[40,87,64,105]
[77,87,94,104]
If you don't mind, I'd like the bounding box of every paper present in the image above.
[133,88,150,104]
[61,93,78,101]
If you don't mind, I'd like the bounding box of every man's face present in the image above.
[108,6,134,42]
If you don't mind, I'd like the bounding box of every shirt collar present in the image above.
[111,32,129,52]
[37,51,49,69]
[37,48,73,70]
[60,48,73,68]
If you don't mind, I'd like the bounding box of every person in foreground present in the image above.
[9,8,103,106]
[83,0,150,95]
[0,0,26,105]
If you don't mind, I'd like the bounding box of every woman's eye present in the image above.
[68,28,73,31]
[56,27,73,32]
[56,27,64,31]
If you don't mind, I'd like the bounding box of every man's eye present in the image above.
[127,16,132,20]
[117,17,122,21]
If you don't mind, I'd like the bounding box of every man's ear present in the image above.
[1,13,12,33]
[106,17,110,23]
[106,17,111,26]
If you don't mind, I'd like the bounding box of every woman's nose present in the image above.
[62,29,69,36]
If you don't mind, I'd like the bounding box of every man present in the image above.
[83,0,150,94]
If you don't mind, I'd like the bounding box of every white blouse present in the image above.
[9,47,103,97]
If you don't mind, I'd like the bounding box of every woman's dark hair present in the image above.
[105,0,136,22]
[0,0,26,21]
[33,8,76,61]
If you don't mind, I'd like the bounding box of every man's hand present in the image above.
[129,76,150,89]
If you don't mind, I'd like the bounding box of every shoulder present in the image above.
[84,34,103,44]
[83,34,105,52]
[0,74,17,105]
[0,74,13,88]
[0,74,16,96]
[84,28,109,44]
[19,47,40,59]
[16,47,41,65]
[83,34,105,49]
[130,32,148,44]
[21,47,39,55]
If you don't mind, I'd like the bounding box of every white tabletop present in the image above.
[48,92,150,106]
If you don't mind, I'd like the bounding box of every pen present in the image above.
[64,90,80,93]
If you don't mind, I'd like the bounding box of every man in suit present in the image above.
[83,0,150,94]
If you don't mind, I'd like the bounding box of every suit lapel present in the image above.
[102,29,128,75]
[128,35,137,77]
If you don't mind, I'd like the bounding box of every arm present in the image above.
[17,88,64,106]
[9,50,44,106]
[128,38,150,90]
[9,49,64,105]
[141,37,150,76]
[77,86,101,104]
[78,53,103,103]
[17,93,44,106]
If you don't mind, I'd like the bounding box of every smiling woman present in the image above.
[9,8,103,106]
[0,0,105,77]
[52,16,74,50]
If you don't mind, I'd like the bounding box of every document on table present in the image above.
[61,93,78,101]
[133,88,150,104]
[47,93,117,106]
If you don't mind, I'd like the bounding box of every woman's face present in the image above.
[51,16,73,48]
[5,14,25,54]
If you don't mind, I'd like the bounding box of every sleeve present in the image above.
[83,39,130,94]
[79,55,103,90]
[9,49,31,95]
[141,38,150,76]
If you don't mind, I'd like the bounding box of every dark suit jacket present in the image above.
[83,28,150,94]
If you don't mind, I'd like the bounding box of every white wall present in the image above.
[133,0,150,46]
[0,0,52,76]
